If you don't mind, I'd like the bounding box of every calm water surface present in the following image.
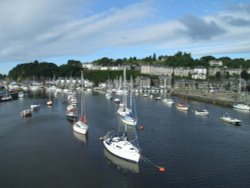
[0,92,250,188]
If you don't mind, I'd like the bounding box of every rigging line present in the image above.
[141,155,166,172]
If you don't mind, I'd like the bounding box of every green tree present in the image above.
[200,55,216,62]
[241,70,249,81]
[215,72,221,80]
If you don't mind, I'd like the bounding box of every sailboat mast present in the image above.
[239,66,242,94]
[81,71,83,117]
[123,67,127,109]
[130,75,133,109]
[164,76,166,98]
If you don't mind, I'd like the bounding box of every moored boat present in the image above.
[176,103,188,111]
[220,113,242,125]
[194,109,209,116]
[162,98,174,105]
[121,112,137,126]
[114,98,120,104]
[66,107,78,121]
[73,116,88,134]
[73,71,88,135]
[30,104,40,111]
[233,103,250,112]
[47,100,53,106]
[103,132,140,163]
[1,94,12,102]
[20,109,32,117]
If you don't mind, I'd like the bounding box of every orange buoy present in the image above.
[158,167,166,172]
[139,125,144,130]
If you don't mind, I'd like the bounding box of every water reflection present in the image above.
[104,149,140,174]
[73,131,88,143]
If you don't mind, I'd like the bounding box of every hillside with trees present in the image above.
[7,51,250,83]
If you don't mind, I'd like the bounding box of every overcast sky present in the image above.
[0,0,250,74]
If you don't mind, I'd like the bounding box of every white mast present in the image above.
[123,67,127,110]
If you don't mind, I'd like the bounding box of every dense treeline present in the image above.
[7,51,250,83]
[8,59,140,85]
[0,73,7,80]
[8,60,82,81]
[92,52,250,68]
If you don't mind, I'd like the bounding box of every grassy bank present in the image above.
[172,90,238,107]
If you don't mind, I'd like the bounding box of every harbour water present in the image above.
[0,92,250,188]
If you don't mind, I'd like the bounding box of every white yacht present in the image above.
[194,109,209,116]
[18,92,24,98]
[73,71,88,135]
[30,104,40,111]
[162,98,174,105]
[121,112,137,126]
[73,117,88,135]
[233,103,250,112]
[176,103,188,111]
[1,94,12,101]
[103,132,140,163]
[220,113,242,125]
[20,109,32,117]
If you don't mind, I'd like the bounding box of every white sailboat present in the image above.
[194,109,209,116]
[73,71,88,135]
[233,67,250,112]
[47,87,53,106]
[162,98,174,105]
[103,76,141,163]
[176,103,188,111]
[20,109,32,117]
[162,78,174,105]
[105,77,113,100]
[18,91,24,98]
[66,78,78,121]
[117,68,130,116]
[30,87,40,111]
[1,93,12,101]
[66,109,78,121]
[121,76,137,126]
[103,131,140,163]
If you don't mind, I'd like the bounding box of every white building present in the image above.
[82,63,93,69]
[209,60,223,66]
[83,64,130,71]
[192,67,207,80]
[141,65,151,74]
[174,67,192,77]
[141,65,173,76]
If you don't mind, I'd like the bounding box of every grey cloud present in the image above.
[179,15,226,40]
[228,3,250,15]
[222,16,250,26]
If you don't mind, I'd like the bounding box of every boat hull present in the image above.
[66,114,78,122]
[221,117,242,125]
[121,115,137,126]
[162,99,174,105]
[233,104,250,112]
[30,104,40,111]
[20,109,32,117]
[73,121,88,135]
[176,106,188,111]
[194,110,209,116]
